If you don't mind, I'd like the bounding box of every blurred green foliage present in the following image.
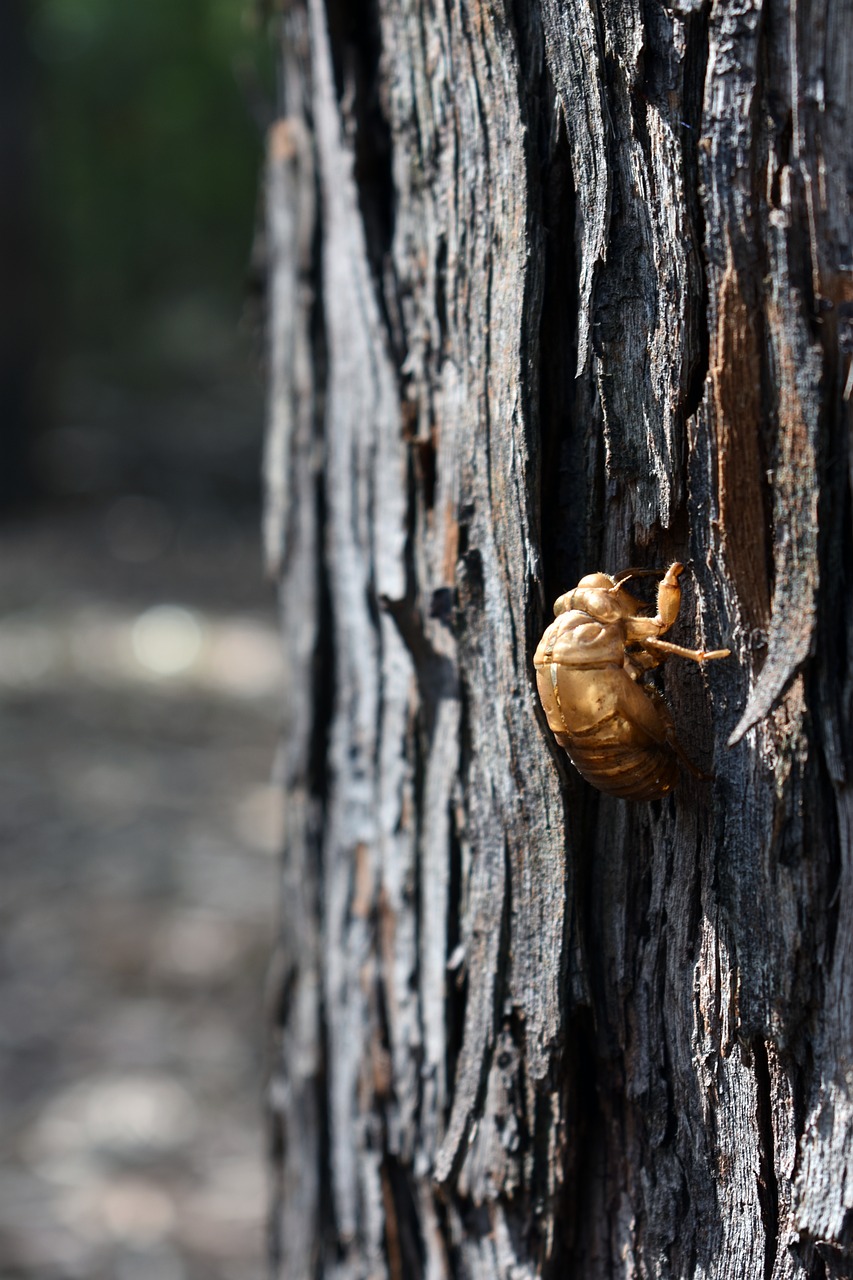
[30,0,273,372]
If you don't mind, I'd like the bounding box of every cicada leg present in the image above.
[642,637,731,664]
[623,645,664,681]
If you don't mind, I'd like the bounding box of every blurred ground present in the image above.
[0,478,281,1279]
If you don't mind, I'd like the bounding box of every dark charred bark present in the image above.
[264,1,853,1275]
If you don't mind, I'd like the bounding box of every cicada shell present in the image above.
[533,562,729,800]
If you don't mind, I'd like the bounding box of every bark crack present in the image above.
[680,0,712,425]
[752,1036,780,1280]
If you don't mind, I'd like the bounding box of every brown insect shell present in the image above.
[533,576,679,799]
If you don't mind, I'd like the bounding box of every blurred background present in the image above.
[0,2,281,1276]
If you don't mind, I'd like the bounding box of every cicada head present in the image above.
[553,572,614,618]
[564,574,625,625]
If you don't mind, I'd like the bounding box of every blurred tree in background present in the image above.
[32,0,269,361]
[12,0,273,507]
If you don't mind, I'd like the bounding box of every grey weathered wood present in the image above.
[265,0,853,1275]
[263,14,322,1275]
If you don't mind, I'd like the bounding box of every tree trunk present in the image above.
[264,0,852,1275]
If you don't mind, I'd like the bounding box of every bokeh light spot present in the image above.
[131,606,203,677]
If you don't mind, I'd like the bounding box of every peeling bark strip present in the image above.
[266,0,852,1276]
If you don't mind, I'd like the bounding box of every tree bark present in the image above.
[264,0,853,1275]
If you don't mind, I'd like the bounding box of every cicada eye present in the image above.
[553,593,572,616]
